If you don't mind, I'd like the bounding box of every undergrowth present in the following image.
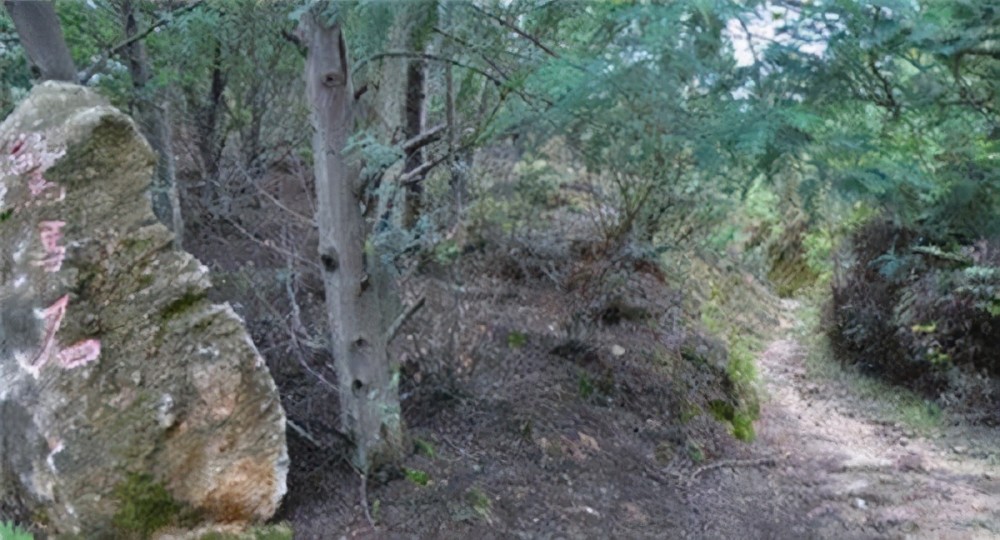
[697,270,766,441]
[826,219,1000,423]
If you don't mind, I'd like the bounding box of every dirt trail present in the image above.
[281,285,1000,539]
[707,299,1000,539]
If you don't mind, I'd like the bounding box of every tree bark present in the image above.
[400,57,426,228]
[300,9,405,471]
[4,0,77,82]
[367,2,434,229]
[122,0,183,243]
[197,37,226,181]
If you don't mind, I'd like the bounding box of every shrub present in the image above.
[828,219,1000,415]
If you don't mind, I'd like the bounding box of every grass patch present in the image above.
[466,487,493,521]
[711,337,763,442]
[413,438,436,458]
[197,524,294,540]
[578,372,594,399]
[404,467,430,486]
[686,440,705,463]
[507,331,527,349]
[0,521,33,540]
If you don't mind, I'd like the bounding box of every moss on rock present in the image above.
[112,473,185,538]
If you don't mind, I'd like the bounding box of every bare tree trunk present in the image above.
[450,80,491,218]
[4,0,77,82]
[122,0,183,243]
[300,9,405,472]
[242,84,266,178]
[197,38,226,181]
[366,2,434,229]
[400,58,426,228]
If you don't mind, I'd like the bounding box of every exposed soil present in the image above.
[278,286,1000,539]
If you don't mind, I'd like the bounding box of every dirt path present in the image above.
[283,288,1000,539]
[696,300,1000,539]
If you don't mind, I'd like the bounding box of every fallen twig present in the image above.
[359,470,376,530]
[386,296,426,343]
[286,419,322,448]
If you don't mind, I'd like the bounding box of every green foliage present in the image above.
[160,291,206,321]
[0,12,30,118]
[506,331,527,349]
[432,239,461,265]
[404,467,430,486]
[722,339,761,441]
[0,521,33,540]
[577,371,594,399]
[112,472,183,538]
[686,440,705,464]
[757,1,1000,239]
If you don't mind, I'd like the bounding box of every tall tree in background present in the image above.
[392,2,435,228]
[120,0,183,242]
[299,5,406,471]
[3,0,76,82]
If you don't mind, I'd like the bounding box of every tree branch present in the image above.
[398,158,438,186]
[80,0,204,84]
[465,3,560,58]
[357,51,504,88]
[402,123,445,154]
[398,137,478,185]
[961,48,1000,61]
[280,28,306,58]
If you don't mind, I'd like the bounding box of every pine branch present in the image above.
[465,3,560,59]
[80,0,205,84]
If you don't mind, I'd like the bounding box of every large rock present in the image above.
[0,83,287,536]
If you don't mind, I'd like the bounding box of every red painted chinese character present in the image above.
[30,295,69,371]
[58,339,101,369]
[33,220,67,273]
[26,172,65,202]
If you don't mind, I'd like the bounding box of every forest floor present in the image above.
[214,167,1000,539]
[278,276,1000,539]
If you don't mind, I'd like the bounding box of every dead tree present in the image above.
[299,7,406,471]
